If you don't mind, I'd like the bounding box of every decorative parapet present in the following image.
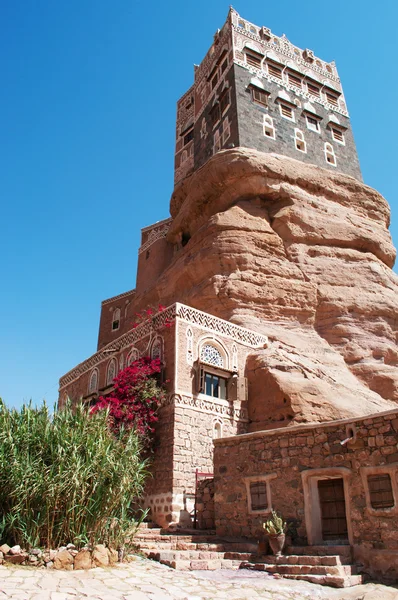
[59,303,267,389]
[138,218,172,255]
[161,393,248,422]
[175,303,268,348]
[101,289,136,306]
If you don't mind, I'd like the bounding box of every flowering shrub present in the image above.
[91,357,165,442]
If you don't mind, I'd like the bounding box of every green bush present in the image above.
[0,399,148,549]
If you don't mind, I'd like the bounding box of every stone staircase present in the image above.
[133,524,363,588]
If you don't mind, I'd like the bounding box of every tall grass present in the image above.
[0,400,148,549]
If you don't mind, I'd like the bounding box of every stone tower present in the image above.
[174,7,361,186]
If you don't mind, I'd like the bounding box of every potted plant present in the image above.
[263,510,288,556]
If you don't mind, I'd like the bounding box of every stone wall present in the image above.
[214,409,398,581]
[195,478,215,530]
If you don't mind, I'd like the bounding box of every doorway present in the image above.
[318,478,348,542]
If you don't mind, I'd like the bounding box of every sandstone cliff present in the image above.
[136,148,398,429]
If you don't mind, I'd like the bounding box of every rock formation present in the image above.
[134,148,398,429]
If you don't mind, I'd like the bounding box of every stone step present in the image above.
[250,563,358,577]
[287,545,352,559]
[277,573,363,588]
[252,554,349,566]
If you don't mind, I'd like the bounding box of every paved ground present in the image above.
[0,556,397,600]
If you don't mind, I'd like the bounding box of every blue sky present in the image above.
[0,0,397,409]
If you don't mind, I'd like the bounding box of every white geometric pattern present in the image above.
[200,344,224,367]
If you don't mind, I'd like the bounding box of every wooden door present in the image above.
[318,478,348,542]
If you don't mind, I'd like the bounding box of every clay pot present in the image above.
[268,534,285,556]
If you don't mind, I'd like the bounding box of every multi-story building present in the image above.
[58,9,398,581]
[175,7,361,185]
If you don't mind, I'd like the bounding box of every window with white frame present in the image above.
[263,115,275,139]
[180,149,188,165]
[306,80,321,97]
[210,103,221,128]
[213,421,223,439]
[287,71,302,89]
[306,115,320,133]
[245,474,277,514]
[324,142,336,166]
[151,337,163,361]
[279,102,294,121]
[203,372,227,399]
[325,88,340,107]
[267,61,283,79]
[251,86,269,107]
[112,308,120,331]
[200,118,207,139]
[331,127,345,144]
[245,49,263,69]
[88,369,98,394]
[106,358,117,386]
[183,126,194,146]
[221,118,230,146]
[127,348,139,366]
[295,129,306,153]
[213,129,221,154]
[220,88,230,115]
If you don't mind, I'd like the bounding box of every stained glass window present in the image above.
[88,369,98,394]
[200,344,224,367]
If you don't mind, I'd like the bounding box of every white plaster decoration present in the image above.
[200,344,224,367]
[88,369,98,394]
[232,343,238,372]
[59,303,267,389]
[176,304,268,349]
[119,355,124,372]
[160,393,248,422]
[213,419,223,439]
[106,358,117,386]
[139,219,172,255]
[186,327,194,365]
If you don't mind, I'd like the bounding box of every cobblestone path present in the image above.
[0,557,397,600]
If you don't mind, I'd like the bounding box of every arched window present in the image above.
[213,421,223,439]
[151,337,163,361]
[88,369,98,394]
[295,129,306,153]
[112,308,120,331]
[200,344,224,368]
[324,142,336,166]
[106,358,117,386]
[119,355,124,372]
[263,115,275,139]
[127,348,139,366]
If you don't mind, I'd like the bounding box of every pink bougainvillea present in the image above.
[91,356,165,442]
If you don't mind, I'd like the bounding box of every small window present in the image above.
[288,71,302,89]
[307,81,321,97]
[183,127,194,145]
[213,421,222,439]
[263,115,275,139]
[306,115,320,132]
[151,338,162,361]
[221,57,228,74]
[213,129,221,154]
[112,309,120,331]
[127,348,139,366]
[251,87,268,107]
[325,89,339,106]
[221,118,230,146]
[331,127,345,144]
[267,61,283,79]
[200,344,224,367]
[106,359,116,386]
[324,142,336,166]
[295,129,306,153]
[211,71,219,90]
[238,20,245,29]
[368,474,395,510]
[245,50,262,69]
[88,369,98,394]
[279,103,294,121]
[210,103,221,128]
[204,372,227,400]
[250,481,268,511]
[180,149,188,164]
[220,89,230,114]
